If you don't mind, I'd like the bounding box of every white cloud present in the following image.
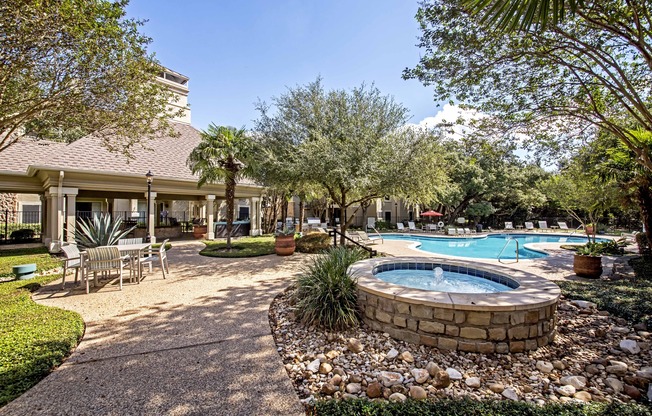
[407,104,485,140]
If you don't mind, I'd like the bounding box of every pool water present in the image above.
[375,268,512,293]
[379,233,605,260]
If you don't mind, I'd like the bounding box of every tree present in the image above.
[0,0,182,153]
[253,79,448,244]
[187,125,253,250]
[461,0,582,32]
[405,0,652,174]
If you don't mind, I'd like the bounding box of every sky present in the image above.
[125,0,448,131]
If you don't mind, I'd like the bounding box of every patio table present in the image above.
[81,243,151,287]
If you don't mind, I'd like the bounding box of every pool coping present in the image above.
[351,256,561,312]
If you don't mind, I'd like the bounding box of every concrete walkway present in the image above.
[0,241,305,416]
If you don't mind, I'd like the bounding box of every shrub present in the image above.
[373,220,390,230]
[75,213,135,248]
[9,229,35,240]
[294,246,367,330]
[296,233,331,253]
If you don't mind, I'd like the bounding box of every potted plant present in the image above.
[573,243,603,279]
[192,219,207,239]
[275,227,296,256]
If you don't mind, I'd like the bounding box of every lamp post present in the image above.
[395,202,398,225]
[145,170,154,242]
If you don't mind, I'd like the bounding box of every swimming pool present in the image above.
[379,233,604,260]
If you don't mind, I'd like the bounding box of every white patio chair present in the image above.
[457,227,465,235]
[524,222,535,231]
[426,224,437,232]
[538,221,550,232]
[558,221,569,231]
[139,239,170,280]
[85,246,126,293]
[118,238,144,245]
[408,221,418,232]
[504,222,514,231]
[357,231,381,245]
[447,228,457,235]
[60,244,82,289]
[396,223,406,232]
[464,227,474,234]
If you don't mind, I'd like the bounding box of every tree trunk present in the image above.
[298,198,305,232]
[281,196,288,229]
[339,193,347,245]
[225,175,236,250]
[636,180,652,254]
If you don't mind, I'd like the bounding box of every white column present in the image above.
[250,197,260,236]
[65,189,78,243]
[40,194,47,243]
[206,195,215,240]
[45,189,63,250]
[144,191,157,243]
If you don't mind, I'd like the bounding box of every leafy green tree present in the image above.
[187,125,253,250]
[253,79,448,244]
[0,0,182,153]
[405,0,652,174]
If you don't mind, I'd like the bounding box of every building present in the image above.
[0,69,264,248]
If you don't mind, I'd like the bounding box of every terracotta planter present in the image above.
[585,225,594,235]
[275,235,296,256]
[573,254,602,278]
[193,225,207,239]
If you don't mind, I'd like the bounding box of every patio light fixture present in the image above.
[145,170,154,242]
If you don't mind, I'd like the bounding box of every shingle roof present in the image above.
[0,123,257,185]
[0,138,67,173]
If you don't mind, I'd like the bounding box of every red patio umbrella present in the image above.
[421,210,443,217]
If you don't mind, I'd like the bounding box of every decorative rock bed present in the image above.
[351,257,561,353]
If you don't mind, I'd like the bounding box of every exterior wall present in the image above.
[358,291,557,354]
[0,193,18,222]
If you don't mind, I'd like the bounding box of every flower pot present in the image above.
[192,225,207,239]
[585,225,594,235]
[275,235,296,256]
[573,254,602,278]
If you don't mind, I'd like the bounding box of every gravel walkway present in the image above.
[0,241,305,416]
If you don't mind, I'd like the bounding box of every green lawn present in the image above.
[0,247,84,406]
[557,255,652,327]
[200,235,276,258]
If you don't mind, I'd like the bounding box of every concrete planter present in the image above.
[573,254,602,279]
[192,225,207,239]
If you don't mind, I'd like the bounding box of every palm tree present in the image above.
[187,124,253,250]
[462,0,582,32]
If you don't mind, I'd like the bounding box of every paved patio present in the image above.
[0,241,305,416]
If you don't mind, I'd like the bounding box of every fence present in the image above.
[0,209,42,244]
[75,211,191,230]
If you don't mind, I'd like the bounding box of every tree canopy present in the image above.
[405,0,652,173]
[0,0,182,153]
[252,79,448,242]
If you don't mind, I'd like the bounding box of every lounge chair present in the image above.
[426,224,437,232]
[357,231,382,245]
[463,227,475,235]
[621,231,640,244]
[524,222,534,231]
[396,223,406,232]
[346,231,361,243]
[538,221,550,232]
[504,222,514,231]
[408,221,418,232]
[457,228,465,235]
[447,227,457,235]
[558,221,569,231]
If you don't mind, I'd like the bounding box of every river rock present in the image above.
[349,374,363,383]
[346,383,362,394]
[560,375,587,390]
[446,368,463,380]
[536,361,554,373]
[624,384,642,400]
[307,359,320,373]
[465,377,481,388]
[571,300,597,309]
[386,348,399,360]
[489,383,505,394]
[606,361,628,376]
[325,350,339,360]
[585,364,600,375]
[378,371,404,387]
[573,391,592,402]
[319,362,333,374]
[426,362,441,377]
[620,339,641,354]
[433,370,451,389]
[399,351,414,363]
[342,393,358,400]
[366,382,382,398]
[502,388,518,401]
[556,385,576,397]
[330,374,342,385]
[553,360,566,371]
[604,378,624,393]
[411,368,430,384]
[321,383,339,395]
[636,367,652,380]
[389,392,407,402]
[347,338,364,353]
[409,385,427,400]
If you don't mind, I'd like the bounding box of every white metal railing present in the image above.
[367,226,384,243]
[569,225,584,237]
[498,237,519,264]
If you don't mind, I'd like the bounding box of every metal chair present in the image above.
[139,239,170,279]
[60,244,82,289]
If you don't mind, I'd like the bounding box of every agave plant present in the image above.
[75,213,136,248]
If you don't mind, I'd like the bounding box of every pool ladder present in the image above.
[498,237,519,264]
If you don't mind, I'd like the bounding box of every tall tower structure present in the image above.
[157,68,191,124]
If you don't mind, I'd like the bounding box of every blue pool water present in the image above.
[378,233,605,260]
[375,268,512,293]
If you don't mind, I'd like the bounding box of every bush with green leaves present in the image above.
[294,246,367,330]
[75,213,135,248]
[296,233,331,254]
